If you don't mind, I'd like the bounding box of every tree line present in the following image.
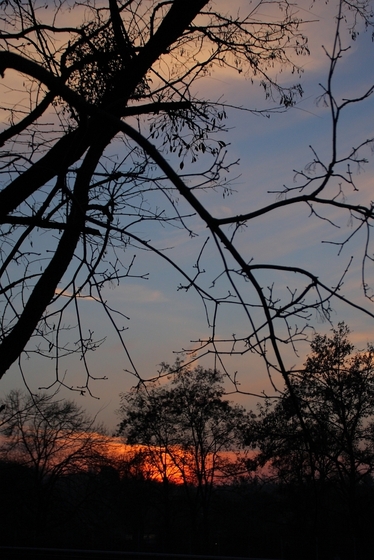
[1,324,374,559]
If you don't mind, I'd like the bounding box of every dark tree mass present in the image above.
[0,0,373,395]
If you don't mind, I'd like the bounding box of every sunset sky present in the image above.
[1,0,373,430]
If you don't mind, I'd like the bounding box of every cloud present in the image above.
[54,288,96,301]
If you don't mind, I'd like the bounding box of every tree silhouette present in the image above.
[251,324,374,483]
[0,0,373,396]
[248,323,374,550]
[0,389,107,540]
[0,389,105,482]
[117,363,248,546]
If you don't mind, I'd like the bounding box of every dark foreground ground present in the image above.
[0,549,280,560]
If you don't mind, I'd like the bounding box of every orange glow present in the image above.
[100,437,192,484]
[1,430,255,485]
[98,436,254,485]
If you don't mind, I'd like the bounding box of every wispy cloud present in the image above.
[54,288,96,301]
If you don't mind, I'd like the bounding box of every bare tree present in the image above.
[0,389,107,538]
[0,0,373,396]
[0,389,105,482]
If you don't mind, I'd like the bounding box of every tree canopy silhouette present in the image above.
[0,0,373,395]
[117,362,249,539]
[249,323,374,492]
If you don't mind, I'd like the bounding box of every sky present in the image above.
[1,0,373,431]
